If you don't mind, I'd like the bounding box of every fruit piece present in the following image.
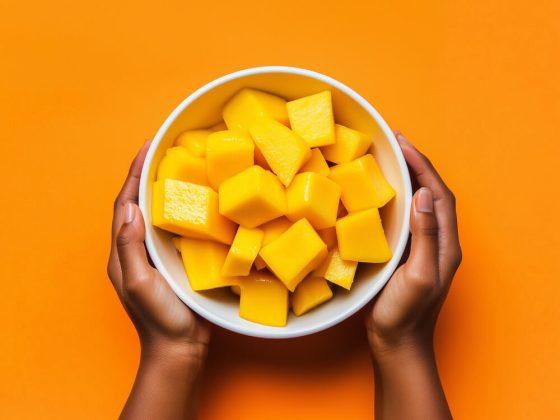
[321,124,371,164]
[156,146,207,185]
[336,208,392,262]
[206,130,254,190]
[152,179,236,244]
[221,226,264,276]
[172,236,182,251]
[299,148,330,176]
[223,88,289,132]
[210,121,228,131]
[230,285,241,296]
[219,166,286,228]
[337,202,348,218]
[249,118,311,187]
[287,91,335,147]
[254,146,271,170]
[260,217,293,245]
[313,248,358,290]
[259,219,327,291]
[317,227,337,250]
[329,154,395,211]
[174,130,210,157]
[239,271,288,327]
[291,276,333,316]
[286,172,341,230]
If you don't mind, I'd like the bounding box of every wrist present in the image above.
[368,331,434,365]
[140,337,207,377]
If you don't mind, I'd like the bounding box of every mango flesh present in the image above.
[156,146,207,185]
[313,248,358,290]
[219,165,286,228]
[177,238,239,291]
[206,130,254,190]
[287,91,335,147]
[230,285,241,295]
[291,276,333,316]
[329,154,395,211]
[223,88,289,132]
[221,226,264,276]
[321,124,371,164]
[249,118,311,187]
[253,217,293,270]
[299,148,330,176]
[286,172,341,230]
[152,179,236,245]
[259,218,327,291]
[239,271,289,327]
[336,208,392,263]
[317,226,337,250]
[174,130,210,158]
[210,121,228,131]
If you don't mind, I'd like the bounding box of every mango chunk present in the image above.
[291,276,333,316]
[172,236,182,251]
[177,238,238,291]
[254,145,271,170]
[317,227,337,250]
[206,130,254,190]
[156,146,207,185]
[254,256,267,270]
[222,226,264,276]
[321,124,371,164]
[299,148,330,176]
[287,91,335,147]
[210,121,228,132]
[260,217,293,245]
[249,118,311,187]
[329,154,395,211]
[259,219,327,291]
[313,248,358,290]
[219,165,286,228]
[152,179,236,244]
[336,208,392,263]
[174,130,210,158]
[239,271,288,327]
[223,88,289,132]
[286,172,341,230]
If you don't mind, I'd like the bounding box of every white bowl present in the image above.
[139,66,412,339]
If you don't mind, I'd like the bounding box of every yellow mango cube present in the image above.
[223,88,289,132]
[299,148,330,176]
[317,227,337,250]
[286,172,341,230]
[291,276,333,316]
[329,154,395,211]
[239,271,288,327]
[219,166,286,228]
[287,91,335,147]
[249,118,311,187]
[174,130,210,158]
[206,130,254,190]
[152,179,236,244]
[177,238,238,291]
[221,226,264,276]
[259,219,328,291]
[254,146,271,170]
[210,121,228,131]
[313,248,358,290]
[156,146,207,185]
[253,217,293,270]
[336,208,392,263]
[321,124,371,164]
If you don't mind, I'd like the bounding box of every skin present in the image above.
[108,132,461,420]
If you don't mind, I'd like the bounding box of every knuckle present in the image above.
[445,188,457,206]
[420,225,439,237]
[116,228,133,248]
[406,268,437,290]
[124,273,151,296]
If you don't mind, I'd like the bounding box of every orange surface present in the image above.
[1,1,559,418]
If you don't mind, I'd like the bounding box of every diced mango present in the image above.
[336,208,392,263]
[254,256,267,270]
[329,154,395,211]
[172,236,182,251]
[174,130,210,158]
[299,148,330,176]
[223,88,289,132]
[254,145,271,170]
[177,238,238,291]
[239,271,288,327]
[219,166,286,228]
[206,130,254,190]
[260,217,293,245]
[156,146,207,185]
[321,124,371,164]
[249,118,311,187]
[210,121,228,132]
[152,179,236,244]
[259,219,327,291]
[287,91,335,147]
[313,248,358,290]
[221,226,264,276]
[230,285,241,296]
[291,276,333,316]
[317,227,337,250]
[286,172,341,230]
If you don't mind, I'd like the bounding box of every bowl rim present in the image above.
[139,66,412,339]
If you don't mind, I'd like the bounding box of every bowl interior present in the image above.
[140,69,410,338]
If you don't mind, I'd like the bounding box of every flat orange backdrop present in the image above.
[1,0,559,418]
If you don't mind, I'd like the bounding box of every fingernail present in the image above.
[416,188,433,213]
[125,202,135,223]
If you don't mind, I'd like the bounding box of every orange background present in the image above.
[1,0,559,418]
